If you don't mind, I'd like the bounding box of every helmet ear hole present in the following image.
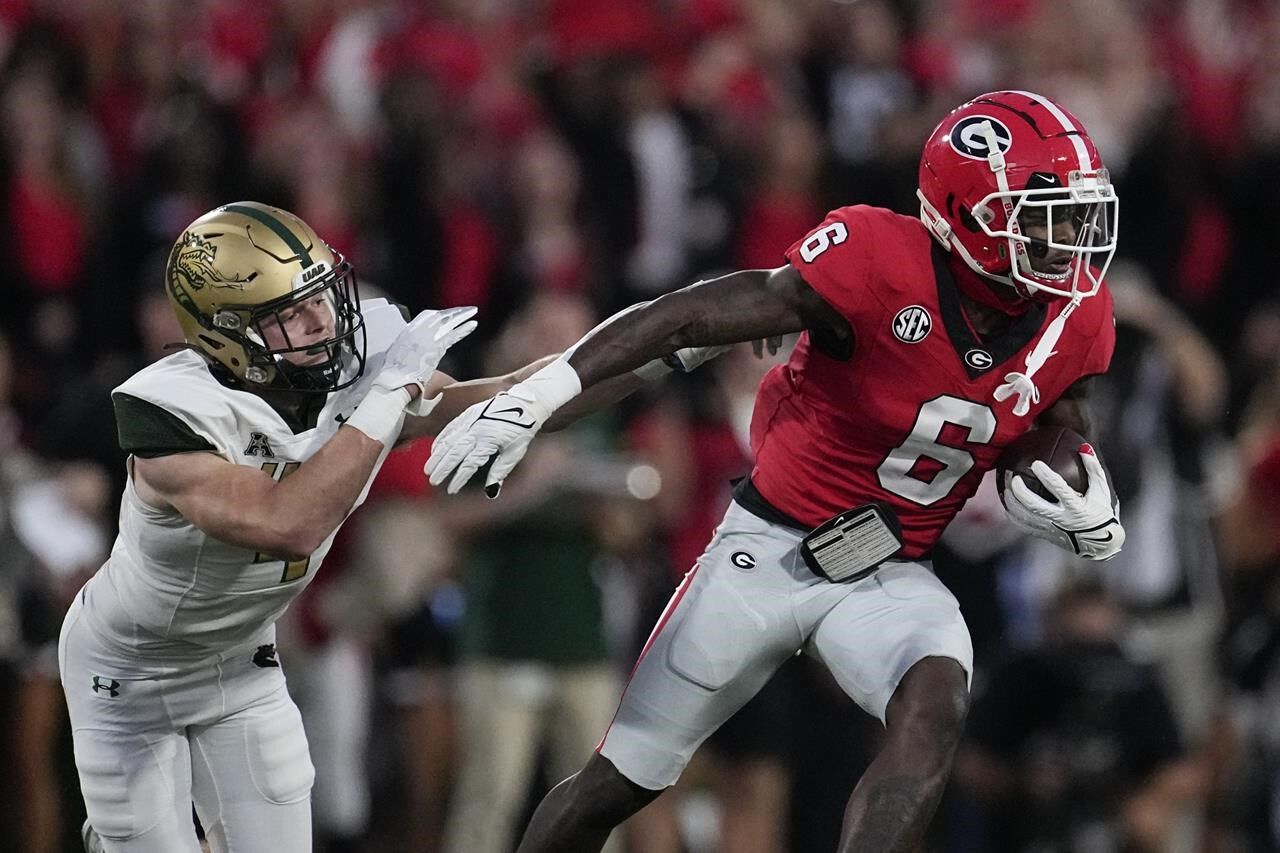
[958,206,982,233]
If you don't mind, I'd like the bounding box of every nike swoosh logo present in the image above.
[490,405,525,418]
[335,412,349,424]
[1077,531,1113,544]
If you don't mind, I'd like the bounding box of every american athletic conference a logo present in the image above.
[892,305,932,343]
[949,115,1013,160]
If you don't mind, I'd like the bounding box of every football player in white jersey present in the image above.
[63,202,721,853]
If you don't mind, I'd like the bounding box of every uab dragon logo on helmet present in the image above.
[916,90,1119,302]
[165,202,366,392]
[171,233,221,290]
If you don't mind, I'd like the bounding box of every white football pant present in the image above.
[598,500,974,789]
[59,591,314,852]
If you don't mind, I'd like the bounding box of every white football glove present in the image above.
[376,306,478,415]
[345,306,478,445]
[425,358,581,497]
[1003,447,1125,560]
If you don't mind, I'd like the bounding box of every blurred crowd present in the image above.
[4,0,1280,851]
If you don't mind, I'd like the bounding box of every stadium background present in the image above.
[2,0,1280,850]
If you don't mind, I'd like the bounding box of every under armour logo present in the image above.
[91,676,120,697]
[244,431,275,458]
[252,644,280,668]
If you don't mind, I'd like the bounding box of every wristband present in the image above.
[510,358,582,409]
[344,386,412,445]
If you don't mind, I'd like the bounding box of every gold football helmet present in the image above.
[165,201,366,393]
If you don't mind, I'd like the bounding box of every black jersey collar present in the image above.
[930,243,1046,380]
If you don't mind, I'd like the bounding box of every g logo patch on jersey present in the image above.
[893,306,932,343]
[730,551,757,571]
[964,348,994,370]
[949,116,1013,160]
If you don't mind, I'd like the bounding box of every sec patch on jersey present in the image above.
[995,426,1090,505]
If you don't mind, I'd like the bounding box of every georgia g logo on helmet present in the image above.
[948,116,1013,160]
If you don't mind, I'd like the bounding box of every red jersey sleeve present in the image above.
[784,206,873,322]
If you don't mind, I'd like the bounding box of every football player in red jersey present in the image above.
[427,91,1127,852]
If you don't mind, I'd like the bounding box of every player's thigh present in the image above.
[600,507,803,790]
[808,561,974,723]
[188,676,314,852]
[61,608,199,848]
[72,726,202,851]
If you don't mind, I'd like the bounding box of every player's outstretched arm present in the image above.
[134,427,397,561]
[426,265,849,495]
[402,345,731,441]
[133,306,478,560]
[562,265,843,388]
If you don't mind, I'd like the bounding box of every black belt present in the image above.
[731,478,908,583]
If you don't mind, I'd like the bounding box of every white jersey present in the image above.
[79,299,411,666]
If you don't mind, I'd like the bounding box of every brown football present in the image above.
[995,426,1090,505]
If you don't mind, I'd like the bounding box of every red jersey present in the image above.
[748,205,1115,558]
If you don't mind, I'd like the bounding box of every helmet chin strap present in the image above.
[993,295,1081,416]
[980,119,1080,416]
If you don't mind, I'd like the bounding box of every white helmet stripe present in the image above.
[1006,89,1091,173]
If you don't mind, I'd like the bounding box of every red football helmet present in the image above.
[917,90,1118,301]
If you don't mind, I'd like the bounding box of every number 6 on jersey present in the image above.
[877,396,997,506]
[798,222,849,263]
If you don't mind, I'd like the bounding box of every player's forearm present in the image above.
[398,370,513,441]
[545,372,651,431]
[172,428,386,561]
[412,355,655,435]
[263,427,387,558]
[565,270,787,387]
[1038,394,1095,438]
[244,385,421,556]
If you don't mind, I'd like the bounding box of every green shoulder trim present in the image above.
[113,393,217,458]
